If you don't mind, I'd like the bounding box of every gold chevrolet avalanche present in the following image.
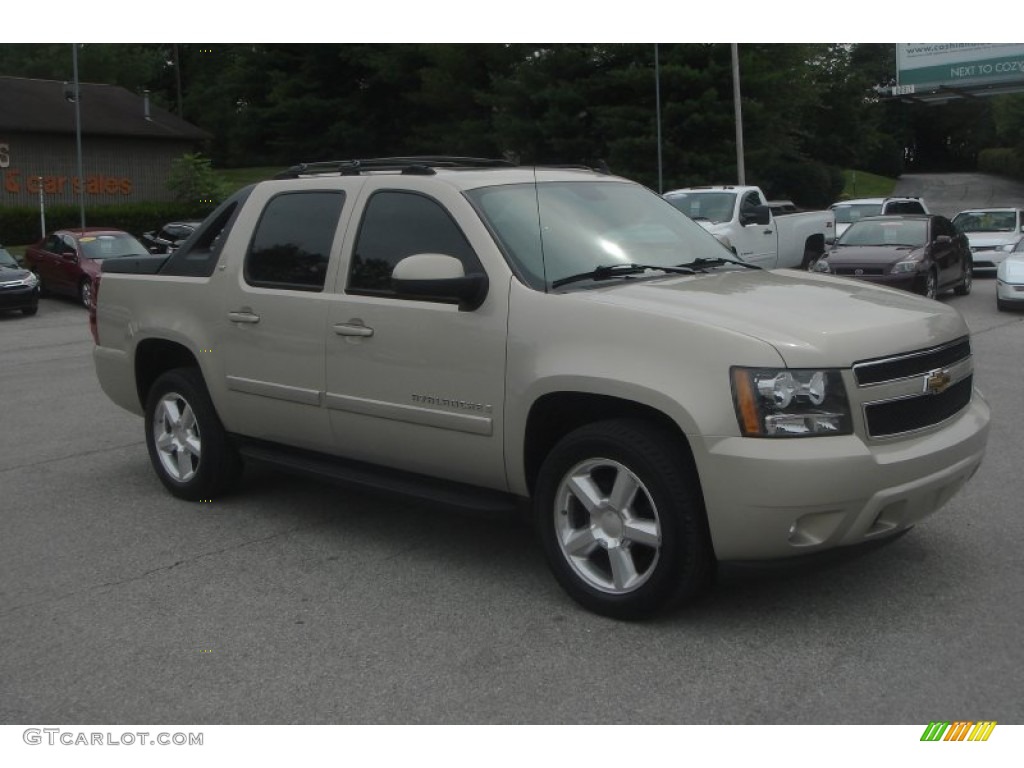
[91,158,990,619]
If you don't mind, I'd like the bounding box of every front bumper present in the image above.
[971,250,1012,272]
[830,271,921,294]
[996,279,1024,305]
[0,284,40,311]
[698,390,990,560]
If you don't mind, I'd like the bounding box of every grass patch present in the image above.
[839,170,897,200]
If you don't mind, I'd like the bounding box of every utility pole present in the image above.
[731,43,746,185]
[655,43,663,194]
[71,44,86,228]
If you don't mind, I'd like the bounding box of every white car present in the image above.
[951,208,1024,275]
[996,239,1024,311]
[829,197,929,238]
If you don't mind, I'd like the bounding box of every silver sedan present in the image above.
[996,240,1024,311]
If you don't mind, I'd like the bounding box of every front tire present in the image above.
[534,419,714,619]
[954,264,972,296]
[79,278,93,309]
[920,269,938,299]
[144,368,242,500]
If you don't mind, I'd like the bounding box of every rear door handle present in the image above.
[333,321,374,337]
[228,310,260,324]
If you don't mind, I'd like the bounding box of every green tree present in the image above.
[166,153,228,204]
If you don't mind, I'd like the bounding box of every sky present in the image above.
[3,3,1016,44]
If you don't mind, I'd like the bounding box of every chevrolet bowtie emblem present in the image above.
[923,368,952,395]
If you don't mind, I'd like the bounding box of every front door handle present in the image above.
[228,310,260,324]
[333,321,374,337]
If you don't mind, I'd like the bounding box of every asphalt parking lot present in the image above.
[2,270,1022,726]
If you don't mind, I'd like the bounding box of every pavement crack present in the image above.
[0,522,326,618]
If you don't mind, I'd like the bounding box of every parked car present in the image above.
[0,245,40,316]
[24,228,149,308]
[813,214,971,299]
[663,185,834,269]
[829,197,930,238]
[951,208,1024,274]
[996,239,1024,311]
[141,220,203,255]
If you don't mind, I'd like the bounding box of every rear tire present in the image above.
[144,367,242,500]
[533,419,714,619]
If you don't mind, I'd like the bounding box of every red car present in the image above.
[25,228,149,308]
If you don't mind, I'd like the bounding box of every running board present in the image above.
[233,436,522,515]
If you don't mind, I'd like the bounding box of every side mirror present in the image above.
[391,253,488,311]
[740,204,771,226]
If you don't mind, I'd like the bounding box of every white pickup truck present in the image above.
[91,158,989,619]
[664,185,835,269]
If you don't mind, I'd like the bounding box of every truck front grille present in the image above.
[853,338,971,386]
[853,338,974,438]
[864,375,974,437]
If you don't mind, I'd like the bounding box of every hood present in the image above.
[570,269,968,368]
[966,231,1021,249]
[825,244,921,265]
[0,264,33,282]
[999,256,1024,281]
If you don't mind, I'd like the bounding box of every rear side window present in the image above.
[162,186,254,277]
[348,190,478,296]
[244,191,345,291]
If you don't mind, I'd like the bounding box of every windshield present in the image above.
[0,248,18,268]
[952,211,1018,233]
[467,181,736,290]
[830,203,883,225]
[663,191,736,224]
[839,218,928,247]
[79,233,148,259]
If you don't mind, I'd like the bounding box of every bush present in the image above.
[0,201,217,246]
[978,148,1024,180]
[751,159,845,209]
[167,153,230,205]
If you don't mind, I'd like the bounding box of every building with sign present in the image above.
[0,76,211,207]
[887,43,1024,103]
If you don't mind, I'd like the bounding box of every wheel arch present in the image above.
[135,338,201,408]
[522,391,701,499]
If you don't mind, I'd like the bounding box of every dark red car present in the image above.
[812,214,972,299]
[25,228,149,308]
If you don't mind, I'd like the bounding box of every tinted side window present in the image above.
[244,191,344,291]
[740,192,761,218]
[348,191,478,295]
[888,201,925,215]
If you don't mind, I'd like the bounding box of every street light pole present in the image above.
[731,43,746,185]
[71,43,86,228]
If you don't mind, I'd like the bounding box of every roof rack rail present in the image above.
[273,156,517,179]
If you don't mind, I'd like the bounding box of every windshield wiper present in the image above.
[686,256,760,270]
[552,263,696,289]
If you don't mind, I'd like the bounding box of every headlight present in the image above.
[891,260,920,273]
[730,367,852,437]
[998,244,1016,252]
[813,259,831,273]
[0,273,38,288]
